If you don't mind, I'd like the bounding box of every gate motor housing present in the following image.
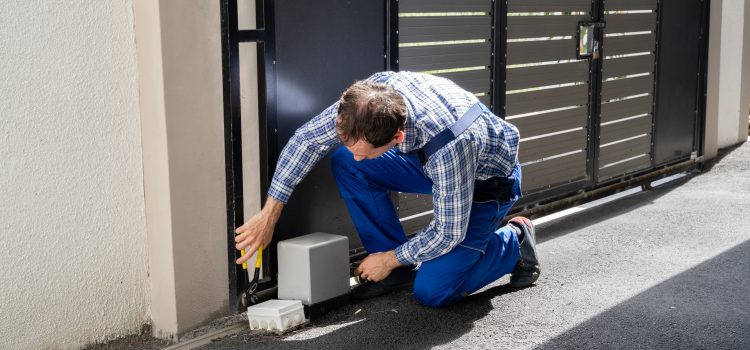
[277,232,350,318]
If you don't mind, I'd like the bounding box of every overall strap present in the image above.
[416,102,489,165]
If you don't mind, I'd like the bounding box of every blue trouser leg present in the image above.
[331,147,522,307]
[413,201,520,308]
[331,147,433,253]
[414,163,523,307]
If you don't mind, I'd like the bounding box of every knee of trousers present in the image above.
[412,276,462,308]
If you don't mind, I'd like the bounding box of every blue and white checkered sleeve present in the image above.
[267,102,341,203]
[395,139,477,265]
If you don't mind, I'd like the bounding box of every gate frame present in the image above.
[220,0,277,311]
[220,0,709,310]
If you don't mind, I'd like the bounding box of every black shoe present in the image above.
[351,266,416,300]
[509,216,541,288]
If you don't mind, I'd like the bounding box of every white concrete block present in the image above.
[247,299,305,333]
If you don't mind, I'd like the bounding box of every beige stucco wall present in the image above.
[0,1,149,349]
[716,0,748,147]
[706,0,750,159]
[741,0,750,138]
[134,0,230,340]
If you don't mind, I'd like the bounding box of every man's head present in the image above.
[337,80,407,161]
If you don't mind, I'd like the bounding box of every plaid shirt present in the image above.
[268,71,520,265]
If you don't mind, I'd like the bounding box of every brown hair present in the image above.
[336,80,407,147]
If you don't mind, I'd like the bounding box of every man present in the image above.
[234,71,540,308]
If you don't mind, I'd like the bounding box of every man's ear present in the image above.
[394,130,405,144]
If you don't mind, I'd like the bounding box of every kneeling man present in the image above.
[234,71,540,307]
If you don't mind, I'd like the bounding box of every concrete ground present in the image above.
[200,141,750,350]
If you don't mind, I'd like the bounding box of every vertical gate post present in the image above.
[220,0,276,311]
[386,0,399,71]
[220,0,246,313]
[587,0,605,183]
[491,0,507,118]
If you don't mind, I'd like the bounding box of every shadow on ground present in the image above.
[536,240,750,350]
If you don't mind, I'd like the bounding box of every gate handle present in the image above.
[577,21,606,60]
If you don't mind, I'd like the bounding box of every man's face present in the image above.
[345,139,395,161]
[343,131,404,161]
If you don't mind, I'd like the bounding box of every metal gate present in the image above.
[395,0,708,229]
[221,0,709,309]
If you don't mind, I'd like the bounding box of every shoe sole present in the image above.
[509,270,540,288]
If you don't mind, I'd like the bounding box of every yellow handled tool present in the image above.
[240,245,263,269]
[241,249,247,270]
[240,245,263,307]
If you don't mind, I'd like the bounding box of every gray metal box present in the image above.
[277,233,349,305]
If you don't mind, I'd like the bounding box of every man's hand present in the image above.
[354,250,402,282]
[235,197,284,265]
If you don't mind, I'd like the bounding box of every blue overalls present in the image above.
[331,103,522,308]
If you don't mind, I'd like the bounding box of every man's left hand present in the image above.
[354,250,402,282]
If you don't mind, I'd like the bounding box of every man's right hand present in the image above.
[234,197,284,265]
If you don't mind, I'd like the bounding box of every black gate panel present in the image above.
[652,0,706,164]
[272,0,385,249]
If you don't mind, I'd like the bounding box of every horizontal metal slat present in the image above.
[522,152,588,191]
[403,215,432,235]
[509,107,588,138]
[507,15,581,39]
[507,39,576,65]
[599,135,652,165]
[598,155,652,180]
[605,0,658,11]
[397,193,433,218]
[507,61,589,91]
[519,129,587,164]
[434,69,491,93]
[600,116,653,144]
[400,16,491,43]
[399,0,491,13]
[603,54,655,79]
[605,33,656,56]
[508,0,591,13]
[399,42,491,72]
[602,75,654,101]
[600,95,653,123]
[506,84,588,116]
[605,13,657,34]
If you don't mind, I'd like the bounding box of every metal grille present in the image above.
[398,0,493,105]
[598,0,658,180]
[506,0,591,193]
[396,0,494,231]
[389,0,672,231]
